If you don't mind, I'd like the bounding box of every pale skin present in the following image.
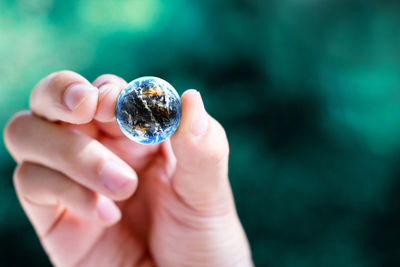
[3,71,253,267]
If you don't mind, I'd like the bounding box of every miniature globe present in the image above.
[115,77,181,144]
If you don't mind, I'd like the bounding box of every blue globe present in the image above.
[115,77,181,144]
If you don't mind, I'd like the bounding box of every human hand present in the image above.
[4,71,253,267]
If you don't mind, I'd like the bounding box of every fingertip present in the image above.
[171,89,211,155]
[63,83,99,123]
[182,89,199,97]
[170,89,229,172]
[190,91,209,137]
[174,89,209,136]
[99,161,138,201]
[30,70,99,124]
[96,195,122,225]
[94,83,122,122]
[92,74,127,123]
[92,74,127,88]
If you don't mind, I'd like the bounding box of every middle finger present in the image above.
[4,111,138,201]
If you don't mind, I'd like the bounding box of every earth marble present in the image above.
[115,77,181,144]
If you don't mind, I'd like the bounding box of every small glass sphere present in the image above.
[115,77,181,144]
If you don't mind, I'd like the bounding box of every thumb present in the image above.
[170,89,232,211]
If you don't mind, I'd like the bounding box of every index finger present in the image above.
[30,70,99,124]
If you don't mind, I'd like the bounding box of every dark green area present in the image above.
[1,0,400,266]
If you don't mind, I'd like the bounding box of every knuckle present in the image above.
[4,111,33,152]
[55,177,74,201]
[207,141,229,165]
[48,70,88,92]
[57,128,91,162]
[13,165,23,184]
[53,174,74,198]
[54,70,75,77]
[51,70,79,83]
[13,162,34,194]
[57,176,97,211]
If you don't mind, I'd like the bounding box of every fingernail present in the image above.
[99,161,137,193]
[97,195,121,222]
[64,84,97,111]
[191,91,209,136]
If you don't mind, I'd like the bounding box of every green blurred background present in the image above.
[1,0,400,266]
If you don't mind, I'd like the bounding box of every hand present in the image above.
[4,71,253,267]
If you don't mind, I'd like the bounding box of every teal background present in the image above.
[1,0,400,266]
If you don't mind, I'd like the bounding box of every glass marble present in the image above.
[115,76,181,144]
